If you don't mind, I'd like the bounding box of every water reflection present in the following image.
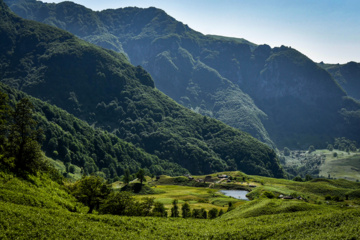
[220,190,249,201]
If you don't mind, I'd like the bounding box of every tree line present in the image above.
[70,174,226,219]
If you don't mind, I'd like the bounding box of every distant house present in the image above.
[217,174,228,178]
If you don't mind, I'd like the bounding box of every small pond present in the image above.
[220,190,250,201]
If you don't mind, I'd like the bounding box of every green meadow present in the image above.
[1,170,360,239]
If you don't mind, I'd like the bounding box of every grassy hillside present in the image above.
[0,0,284,177]
[1,170,360,239]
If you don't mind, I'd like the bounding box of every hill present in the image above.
[5,0,360,149]
[0,83,188,178]
[1,169,360,239]
[0,0,284,177]
[319,61,360,100]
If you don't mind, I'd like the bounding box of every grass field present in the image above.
[316,150,360,181]
[2,170,360,239]
[133,185,245,213]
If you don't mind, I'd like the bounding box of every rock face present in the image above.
[5,0,360,149]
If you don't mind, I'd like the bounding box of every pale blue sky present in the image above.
[42,0,360,64]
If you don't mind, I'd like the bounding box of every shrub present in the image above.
[262,191,275,199]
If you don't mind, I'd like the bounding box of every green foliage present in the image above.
[99,192,136,216]
[262,191,275,199]
[327,144,334,151]
[70,175,110,213]
[1,164,360,239]
[192,208,207,219]
[208,208,219,219]
[170,199,179,217]
[293,176,304,182]
[0,93,47,176]
[181,202,191,218]
[123,168,131,184]
[0,82,189,178]
[334,137,358,151]
[308,145,315,153]
[152,202,167,217]
[136,168,146,185]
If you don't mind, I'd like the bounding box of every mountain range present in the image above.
[0,0,285,178]
[4,0,360,150]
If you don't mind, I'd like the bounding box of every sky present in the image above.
[41,0,360,64]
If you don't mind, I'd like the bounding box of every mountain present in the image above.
[0,82,189,177]
[3,0,274,147]
[319,61,360,100]
[5,0,360,149]
[0,0,285,177]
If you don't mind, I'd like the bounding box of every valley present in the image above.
[0,0,360,238]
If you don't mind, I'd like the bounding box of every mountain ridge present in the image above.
[0,0,285,177]
[5,0,359,149]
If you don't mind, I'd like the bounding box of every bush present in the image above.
[262,191,275,199]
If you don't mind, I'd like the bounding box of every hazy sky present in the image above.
[41,0,360,64]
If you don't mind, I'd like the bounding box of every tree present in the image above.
[152,202,167,217]
[138,197,154,216]
[305,174,313,181]
[0,91,11,146]
[283,147,291,156]
[200,208,207,219]
[308,145,315,153]
[170,199,179,217]
[8,98,44,174]
[227,201,235,212]
[218,209,224,216]
[99,192,136,216]
[123,168,131,184]
[292,176,303,182]
[181,202,191,218]
[208,208,219,219]
[0,91,13,169]
[327,144,334,151]
[136,168,146,184]
[72,175,110,213]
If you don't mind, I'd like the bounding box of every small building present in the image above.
[217,174,228,178]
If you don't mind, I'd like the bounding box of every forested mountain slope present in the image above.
[319,61,360,100]
[0,0,284,177]
[5,0,360,149]
[0,83,188,177]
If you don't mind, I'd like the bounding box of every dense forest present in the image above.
[0,0,284,178]
[5,0,360,149]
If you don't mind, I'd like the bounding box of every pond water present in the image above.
[220,190,250,201]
